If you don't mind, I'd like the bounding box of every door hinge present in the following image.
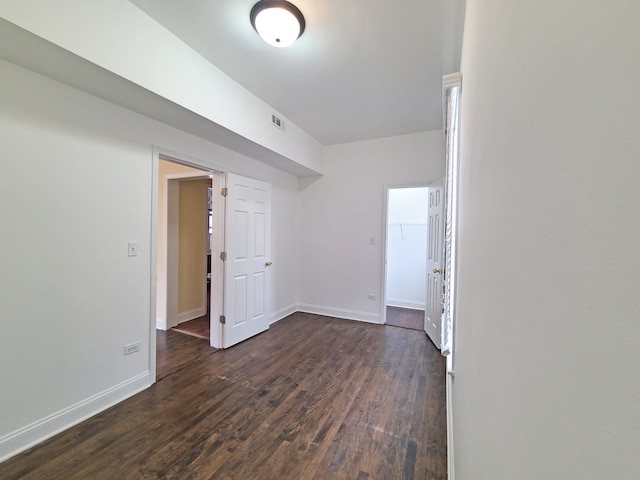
[219,315,226,324]
[220,251,227,261]
[221,187,228,197]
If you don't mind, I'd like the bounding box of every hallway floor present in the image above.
[385,306,425,331]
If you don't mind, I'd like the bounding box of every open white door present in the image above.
[425,178,444,348]
[222,173,271,348]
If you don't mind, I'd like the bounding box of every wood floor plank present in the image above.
[172,315,210,340]
[156,328,217,381]
[0,313,446,479]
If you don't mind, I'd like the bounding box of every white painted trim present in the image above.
[297,304,381,324]
[380,185,390,325]
[149,148,160,381]
[177,307,207,325]
[155,147,229,176]
[0,371,151,463]
[386,298,426,310]
[164,171,210,180]
[446,357,455,480]
[442,72,463,137]
[442,72,462,480]
[165,178,180,330]
[209,173,225,349]
[270,303,297,325]
[156,316,164,330]
[442,72,462,90]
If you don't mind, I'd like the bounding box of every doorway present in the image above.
[169,184,216,340]
[149,152,274,382]
[154,156,225,350]
[383,186,429,331]
[167,176,212,340]
[154,156,225,380]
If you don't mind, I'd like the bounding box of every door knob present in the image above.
[433,268,442,274]
[265,261,273,267]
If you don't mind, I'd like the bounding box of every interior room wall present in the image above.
[0,57,300,461]
[298,132,444,323]
[386,187,428,310]
[156,160,207,326]
[0,0,323,174]
[177,178,210,319]
[453,1,640,478]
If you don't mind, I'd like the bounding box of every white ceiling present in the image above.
[130,0,465,146]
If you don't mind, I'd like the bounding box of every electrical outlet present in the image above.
[123,342,141,355]
[368,294,376,300]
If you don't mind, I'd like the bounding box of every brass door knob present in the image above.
[433,268,442,274]
[265,261,273,267]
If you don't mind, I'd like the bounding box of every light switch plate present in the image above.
[128,241,138,257]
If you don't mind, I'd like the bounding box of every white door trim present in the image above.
[208,173,225,349]
[442,71,462,480]
[161,172,211,331]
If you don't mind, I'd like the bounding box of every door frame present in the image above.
[442,71,462,480]
[149,147,226,381]
[159,172,211,332]
[380,183,430,325]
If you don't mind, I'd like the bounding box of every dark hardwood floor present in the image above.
[0,313,446,479]
[386,306,425,331]
[156,328,217,381]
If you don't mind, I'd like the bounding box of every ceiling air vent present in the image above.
[271,113,285,131]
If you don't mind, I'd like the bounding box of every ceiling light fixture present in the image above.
[250,0,306,48]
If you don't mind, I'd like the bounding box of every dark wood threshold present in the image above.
[156,328,217,381]
[172,314,210,340]
[385,305,425,331]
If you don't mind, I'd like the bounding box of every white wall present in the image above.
[453,1,640,478]
[0,58,299,461]
[298,132,444,322]
[0,0,323,174]
[386,188,428,309]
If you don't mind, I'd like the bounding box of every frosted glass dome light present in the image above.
[250,0,306,48]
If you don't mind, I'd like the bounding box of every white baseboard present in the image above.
[156,316,165,330]
[446,357,455,480]
[177,306,207,325]
[270,303,297,325]
[0,302,395,463]
[296,303,381,324]
[0,371,151,463]
[386,298,426,310]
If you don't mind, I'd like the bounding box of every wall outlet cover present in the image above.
[123,342,141,355]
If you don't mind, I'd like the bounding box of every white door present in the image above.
[425,179,444,347]
[222,173,272,348]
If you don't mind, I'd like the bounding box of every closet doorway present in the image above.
[383,186,429,331]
